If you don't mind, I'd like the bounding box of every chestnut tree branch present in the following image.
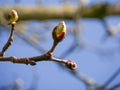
[0,10,77,70]
[0,45,77,70]
[0,24,15,56]
[0,52,61,65]
[48,41,58,53]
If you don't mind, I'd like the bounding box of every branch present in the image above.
[15,31,46,53]
[0,45,77,70]
[0,11,77,70]
[1,3,120,21]
[104,67,120,87]
[110,82,120,90]
[0,24,15,56]
[0,53,49,65]
[0,10,18,56]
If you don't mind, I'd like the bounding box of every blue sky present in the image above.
[0,0,120,90]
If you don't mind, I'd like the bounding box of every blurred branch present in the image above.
[101,19,114,41]
[110,83,120,90]
[68,70,106,90]
[13,78,24,90]
[15,32,46,53]
[104,67,120,87]
[1,3,120,21]
[29,71,39,90]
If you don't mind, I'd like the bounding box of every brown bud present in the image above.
[65,60,77,70]
[52,21,66,42]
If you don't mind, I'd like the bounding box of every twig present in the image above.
[0,24,15,56]
[0,49,77,70]
[101,19,112,41]
[0,19,77,70]
[15,32,46,53]
[110,82,120,90]
[0,27,68,65]
[48,41,58,53]
[104,67,120,87]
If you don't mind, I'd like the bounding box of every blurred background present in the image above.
[0,0,120,90]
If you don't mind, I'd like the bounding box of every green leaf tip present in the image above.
[52,21,66,42]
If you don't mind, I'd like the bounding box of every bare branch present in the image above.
[15,32,46,53]
[104,67,120,87]
[110,83,120,90]
[0,24,15,56]
[48,41,58,53]
[0,51,77,70]
[0,15,77,70]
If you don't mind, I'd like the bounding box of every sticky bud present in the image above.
[52,21,66,42]
[65,60,77,70]
[8,9,18,25]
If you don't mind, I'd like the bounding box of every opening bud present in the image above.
[65,60,77,70]
[8,9,18,25]
[52,21,66,42]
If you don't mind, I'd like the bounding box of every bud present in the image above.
[52,21,66,42]
[65,60,77,70]
[8,9,18,25]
